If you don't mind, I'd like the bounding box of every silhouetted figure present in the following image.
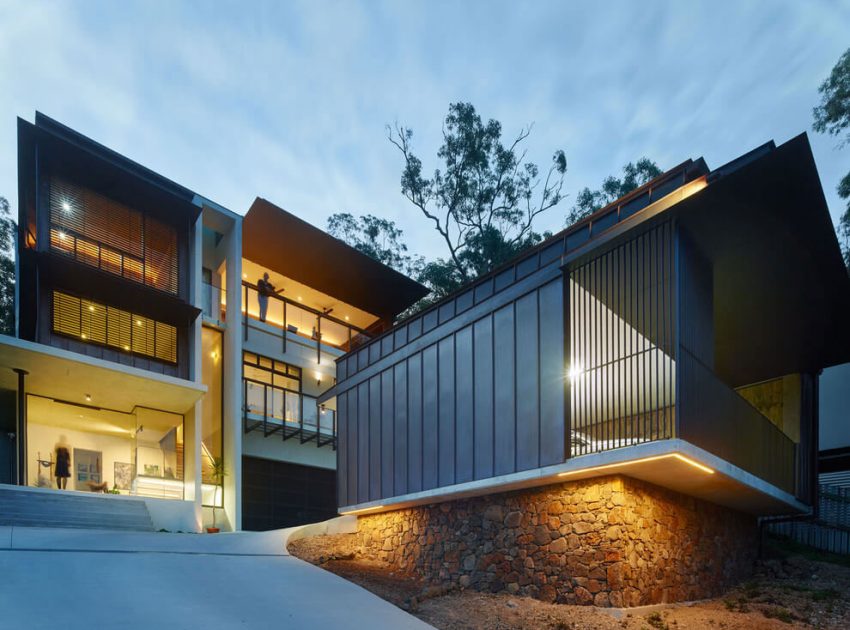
[257,272,282,322]
[55,436,71,490]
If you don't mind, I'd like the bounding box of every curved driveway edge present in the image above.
[0,523,433,630]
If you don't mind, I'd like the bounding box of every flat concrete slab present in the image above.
[0,527,432,630]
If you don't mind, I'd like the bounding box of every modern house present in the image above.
[327,135,850,605]
[0,112,425,532]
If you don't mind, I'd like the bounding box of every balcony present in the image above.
[240,282,372,354]
[567,222,801,498]
[242,378,336,449]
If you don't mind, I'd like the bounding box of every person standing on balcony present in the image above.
[257,272,282,322]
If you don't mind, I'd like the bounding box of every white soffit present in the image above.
[0,336,205,414]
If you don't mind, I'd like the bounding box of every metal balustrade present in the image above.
[241,282,372,362]
[242,378,336,449]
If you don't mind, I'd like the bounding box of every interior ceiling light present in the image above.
[62,201,71,212]
[567,362,584,382]
[557,453,714,477]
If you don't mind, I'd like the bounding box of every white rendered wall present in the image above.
[222,218,243,530]
[242,432,336,470]
[143,496,198,532]
[188,211,203,529]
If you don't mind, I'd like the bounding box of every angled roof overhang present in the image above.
[674,133,850,386]
[17,113,201,231]
[242,198,429,320]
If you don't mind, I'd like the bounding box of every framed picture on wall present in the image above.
[114,462,132,490]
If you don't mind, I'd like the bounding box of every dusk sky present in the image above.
[1,1,848,260]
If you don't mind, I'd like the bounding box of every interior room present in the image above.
[26,395,185,499]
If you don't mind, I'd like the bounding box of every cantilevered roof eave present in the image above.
[242,198,429,320]
[21,113,202,227]
[675,132,850,384]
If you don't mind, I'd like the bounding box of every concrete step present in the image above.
[0,486,155,531]
[0,508,152,524]
[0,519,154,531]
[0,497,150,513]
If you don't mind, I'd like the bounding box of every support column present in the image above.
[188,211,203,530]
[13,368,27,486]
[223,218,243,530]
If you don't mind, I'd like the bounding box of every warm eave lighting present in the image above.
[557,453,714,477]
[340,505,385,516]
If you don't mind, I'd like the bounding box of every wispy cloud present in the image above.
[0,0,847,259]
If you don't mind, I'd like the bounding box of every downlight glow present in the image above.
[340,505,385,516]
[557,453,714,477]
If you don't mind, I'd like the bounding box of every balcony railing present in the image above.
[201,282,225,325]
[242,378,336,449]
[679,348,796,494]
[241,281,371,357]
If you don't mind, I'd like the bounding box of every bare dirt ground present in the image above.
[288,534,850,629]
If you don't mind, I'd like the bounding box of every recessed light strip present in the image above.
[340,505,385,516]
[557,452,714,477]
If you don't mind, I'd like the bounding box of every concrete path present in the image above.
[0,526,432,630]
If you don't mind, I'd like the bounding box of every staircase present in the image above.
[0,486,155,531]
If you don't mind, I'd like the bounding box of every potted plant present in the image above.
[207,457,226,533]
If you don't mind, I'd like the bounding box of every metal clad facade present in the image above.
[336,275,566,507]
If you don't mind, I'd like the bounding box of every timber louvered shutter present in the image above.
[53,291,81,338]
[52,290,177,363]
[144,216,179,294]
[49,178,178,295]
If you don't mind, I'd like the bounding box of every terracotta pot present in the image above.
[206,527,220,534]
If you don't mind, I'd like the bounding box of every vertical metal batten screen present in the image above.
[569,222,676,456]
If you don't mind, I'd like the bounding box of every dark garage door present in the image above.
[242,456,337,531]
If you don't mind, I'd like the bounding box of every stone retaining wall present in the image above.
[356,475,757,606]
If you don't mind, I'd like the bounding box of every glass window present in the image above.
[242,352,302,425]
[201,327,223,506]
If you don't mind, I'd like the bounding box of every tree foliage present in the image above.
[567,158,662,227]
[813,47,850,269]
[814,48,850,146]
[327,212,423,277]
[0,197,15,335]
[387,102,566,297]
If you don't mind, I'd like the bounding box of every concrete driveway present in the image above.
[0,526,432,630]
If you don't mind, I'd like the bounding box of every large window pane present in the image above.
[201,327,223,506]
